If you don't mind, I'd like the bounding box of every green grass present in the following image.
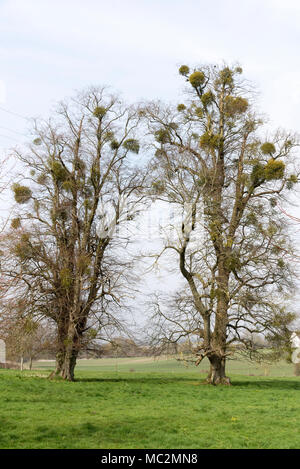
[33,354,297,377]
[1,360,300,449]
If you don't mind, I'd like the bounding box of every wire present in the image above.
[0,126,27,137]
[278,205,300,223]
[0,133,20,142]
[0,105,30,121]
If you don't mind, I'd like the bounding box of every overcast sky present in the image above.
[1,0,300,316]
[1,0,300,205]
[1,0,300,137]
[1,1,300,210]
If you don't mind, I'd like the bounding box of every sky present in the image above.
[1,0,300,218]
[1,0,300,136]
[1,1,300,185]
[1,0,300,321]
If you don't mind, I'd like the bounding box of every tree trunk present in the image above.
[294,363,300,377]
[48,318,69,379]
[49,349,65,378]
[59,322,83,381]
[207,355,230,385]
[29,356,33,370]
[60,346,78,381]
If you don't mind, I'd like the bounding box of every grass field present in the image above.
[1,357,300,449]
[32,354,298,377]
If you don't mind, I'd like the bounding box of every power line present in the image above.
[0,133,20,142]
[0,105,30,121]
[0,126,27,137]
[0,108,30,143]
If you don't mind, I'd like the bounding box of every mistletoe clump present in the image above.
[194,107,204,118]
[62,180,74,192]
[93,106,107,118]
[123,139,140,154]
[177,104,186,112]
[250,163,266,186]
[261,142,276,155]
[155,128,170,144]
[36,173,48,185]
[201,91,214,107]
[200,132,220,150]
[110,140,120,150]
[218,67,234,86]
[13,233,32,260]
[224,96,248,115]
[289,174,298,183]
[11,217,21,229]
[50,161,68,183]
[60,267,72,290]
[286,174,298,189]
[251,159,285,185]
[189,71,205,88]
[178,65,190,76]
[264,159,285,180]
[224,251,242,272]
[12,183,32,204]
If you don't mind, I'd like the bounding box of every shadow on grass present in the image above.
[231,378,300,390]
[75,375,205,384]
[1,415,184,449]
[76,375,300,390]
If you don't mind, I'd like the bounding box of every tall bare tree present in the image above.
[144,64,300,384]
[1,87,146,380]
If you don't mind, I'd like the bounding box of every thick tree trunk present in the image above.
[59,321,83,381]
[60,348,78,381]
[49,341,78,381]
[207,355,230,385]
[49,349,65,378]
[49,308,86,381]
[206,269,231,385]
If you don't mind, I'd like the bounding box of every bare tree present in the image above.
[0,303,56,370]
[1,87,146,380]
[144,63,300,384]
